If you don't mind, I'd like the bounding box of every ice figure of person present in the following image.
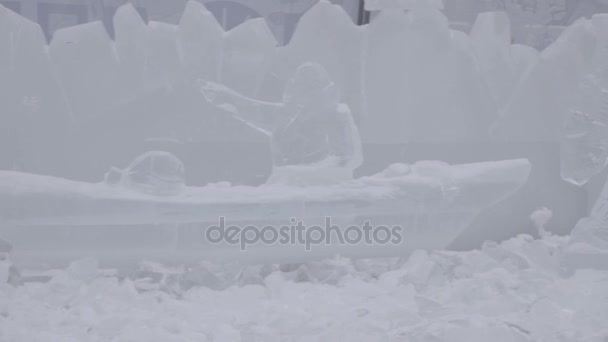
[200,63,363,185]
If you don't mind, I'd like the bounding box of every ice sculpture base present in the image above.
[0,160,530,269]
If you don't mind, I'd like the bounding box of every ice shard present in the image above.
[273,0,365,120]
[144,22,182,91]
[562,173,608,270]
[113,3,149,96]
[364,5,492,143]
[0,5,70,174]
[492,19,597,141]
[561,15,608,186]
[470,12,518,109]
[177,0,224,83]
[222,18,277,98]
[49,21,123,122]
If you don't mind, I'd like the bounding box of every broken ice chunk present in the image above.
[561,173,608,270]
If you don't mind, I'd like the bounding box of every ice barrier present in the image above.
[49,21,124,122]
[176,1,224,83]
[271,1,365,118]
[113,4,149,97]
[363,2,495,143]
[492,15,602,142]
[1,1,551,150]
[0,6,70,172]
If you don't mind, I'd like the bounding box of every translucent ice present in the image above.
[560,75,608,186]
[222,18,277,98]
[113,4,149,95]
[273,0,365,120]
[0,5,70,172]
[49,21,123,121]
[492,19,597,141]
[561,16,608,186]
[364,5,493,143]
[177,1,224,82]
[201,62,363,184]
[470,12,519,109]
[562,173,608,271]
[144,22,181,91]
[569,177,608,251]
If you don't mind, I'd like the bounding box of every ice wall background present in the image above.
[1,0,607,251]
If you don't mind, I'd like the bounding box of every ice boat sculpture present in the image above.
[0,159,530,268]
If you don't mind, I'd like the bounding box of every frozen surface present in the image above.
[2,234,607,341]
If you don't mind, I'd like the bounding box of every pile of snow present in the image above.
[1,234,607,341]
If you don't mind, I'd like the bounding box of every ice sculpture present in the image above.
[364,2,492,143]
[272,0,365,120]
[222,18,277,98]
[0,5,70,172]
[49,21,123,121]
[177,1,224,82]
[200,62,363,185]
[0,158,530,267]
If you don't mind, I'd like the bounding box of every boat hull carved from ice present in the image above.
[0,160,531,269]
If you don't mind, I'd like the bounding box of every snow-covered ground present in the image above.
[1,234,607,342]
